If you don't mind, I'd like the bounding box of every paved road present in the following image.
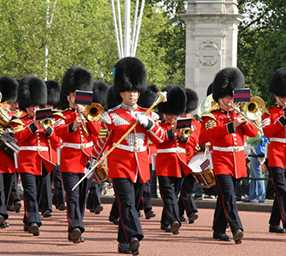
[0,204,285,256]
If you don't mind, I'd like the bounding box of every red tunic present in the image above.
[14,114,57,175]
[200,110,258,179]
[94,104,170,183]
[262,106,286,169]
[155,118,200,178]
[55,109,100,173]
[0,111,18,174]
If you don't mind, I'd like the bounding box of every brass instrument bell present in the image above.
[40,118,54,130]
[84,103,104,122]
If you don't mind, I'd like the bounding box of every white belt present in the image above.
[19,146,49,152]
[116,144,147,152]
[157,147,186,154]
[213,146,245,152]
[62,141,94,150]
[270,138,286,143]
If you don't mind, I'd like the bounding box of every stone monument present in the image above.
[183,0,240,102]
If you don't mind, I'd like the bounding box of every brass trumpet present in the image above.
[178,128,192,143]
[84,103,104,122]
[231,96,266,130]
[0,108,11,128]
[241,96,266,121]
[40,118,54,130]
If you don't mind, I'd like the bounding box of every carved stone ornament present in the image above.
[197,40,220,67]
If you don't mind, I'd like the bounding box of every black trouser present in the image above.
[158,176,181,227]
[0,173,8,219]
[7,173,21,208]
[150,168,158,198]
[38,167,52,213]
[269,168,286,227]
[110,198,120,220]
[138,181,153,214]
[20,173,41,226]
[112,178,144,243]
[213,175,242,234]
[0,173,14,218]
[178,174,198,218]
[52,165,65,208]
[62,173,88,233]
[86,181,102,211]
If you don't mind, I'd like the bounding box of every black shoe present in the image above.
[269,225,286,233]
[129,237,140,255]
[24,224,29,232]
[0,221,9,229]
[0,215,5,225]
[171,221,180,235]
[68,228,81,243]
[179,215,186,222]
[213,232,230,241]
[57,204,66,211]
[94,206,103,214]
[188,213,198,224]
[109,216,119,225]
[233,229,243,244]
[161,224,171,232]
[145,210,156,219]
[14,201,21,213]
[42,210,52,218]
[28,223,40,236]
[118,242,131,254]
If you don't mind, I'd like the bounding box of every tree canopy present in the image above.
[0,0,286,99]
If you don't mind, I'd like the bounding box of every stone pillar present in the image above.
[183,0,240,102]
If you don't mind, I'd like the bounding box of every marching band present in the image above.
[0,57,286,255]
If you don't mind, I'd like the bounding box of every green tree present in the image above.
[0,0,173,86]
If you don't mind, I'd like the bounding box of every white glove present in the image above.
[135,113,151,129]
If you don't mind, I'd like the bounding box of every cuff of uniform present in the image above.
[69,123,76,132]
[29,123,37,133]
[167,129,175,140]
[279,116,286,126]
[226,122,236,133]
[45,127,53,137]
[145,120,153,130]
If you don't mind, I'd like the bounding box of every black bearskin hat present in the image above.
[113,57,147,93]
[62,65,93,94]
[269,68,286,97]
[18,76,47,110]
[185,88,199,113]
[93,80,108,106]
[0,77,18,103]
[106,86,122,110]
[212,67,245,102]
[46,80,61,106]
[158,86,186,115]
[138,84,159,108]
[59,65,93,109]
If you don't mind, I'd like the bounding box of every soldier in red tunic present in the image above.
[44,80,66,212]
[200,68,258,244]
[0,77,19,228]
[15,76,57,236]
[178,88,201,224]
[155,86,189,234]
[94,57,171,255]
[262,68,286,233]
[55,66,100,243]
